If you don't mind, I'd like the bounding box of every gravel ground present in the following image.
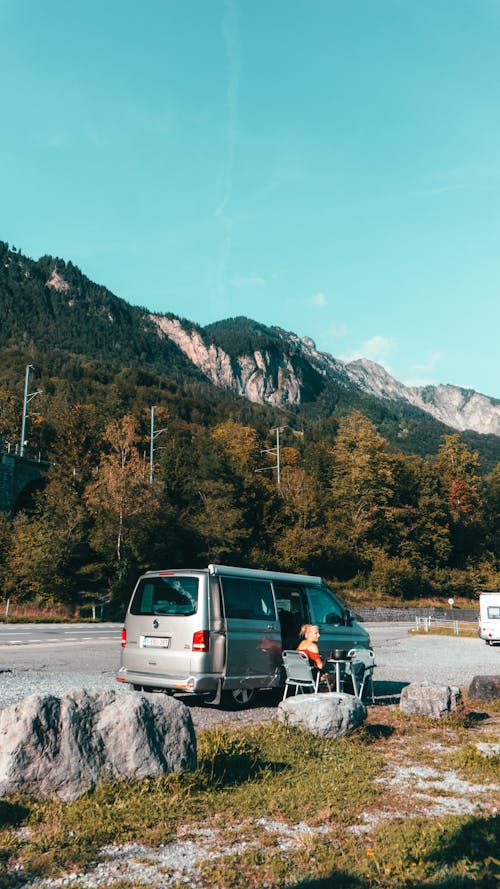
[1,622,498,729]
[0,623,500,728]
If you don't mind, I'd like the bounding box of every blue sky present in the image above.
[1,0,499,398]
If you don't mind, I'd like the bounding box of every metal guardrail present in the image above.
[415,616,459,635]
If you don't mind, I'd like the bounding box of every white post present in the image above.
[20,365,32,457]
[149,405,155,485]
[5,599,10,618]
[276,426,281,487]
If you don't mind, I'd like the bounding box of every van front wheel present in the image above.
[222,688,255,709]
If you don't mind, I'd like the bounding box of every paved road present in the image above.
[0,623,121,709]
[0,622,121,646]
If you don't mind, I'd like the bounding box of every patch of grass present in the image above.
[463,695,500,716]
[2,716,499,887]
[364,814,500,887]
[202,816,500,888]
[449,743,500,782]
[410,623,479,638]
[199,815,500,888]
[1,723,383,881]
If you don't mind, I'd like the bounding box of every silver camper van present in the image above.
[117,563,370,707]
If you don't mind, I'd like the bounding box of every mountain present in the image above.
[0,241,201,379]
[1,242,499,469]
[151,314,500,437]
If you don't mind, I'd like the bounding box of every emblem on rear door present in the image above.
[152,619,159,629]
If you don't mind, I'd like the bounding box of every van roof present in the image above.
[144,564,323,586]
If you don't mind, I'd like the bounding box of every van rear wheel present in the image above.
[222,688,255,709]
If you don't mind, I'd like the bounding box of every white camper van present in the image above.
[479,591,500,645]
[117,563,370,707]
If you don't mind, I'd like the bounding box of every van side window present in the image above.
[273,582,308,644]
[306,586,344,625]
[221,578,276,621]
[130,577,199,616]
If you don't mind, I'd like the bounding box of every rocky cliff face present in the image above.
[152,316,325,406]
[344,359,500,436]
[152,315,500,437]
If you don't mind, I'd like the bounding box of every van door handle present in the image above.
[266,624,276,631]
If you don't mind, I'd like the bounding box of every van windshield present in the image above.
[130,576,199,616]
[306,585,344,625]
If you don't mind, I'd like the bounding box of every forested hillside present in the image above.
[0,243,499,615]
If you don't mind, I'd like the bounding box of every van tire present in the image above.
[222,688,255,709]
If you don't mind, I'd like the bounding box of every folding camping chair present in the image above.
[345,648,376,702]
[282,650,320,699]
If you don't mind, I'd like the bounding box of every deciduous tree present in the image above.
[85,416,160,586]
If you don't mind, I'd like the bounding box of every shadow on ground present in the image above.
[372,680,409,704]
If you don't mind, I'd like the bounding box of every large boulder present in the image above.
[0,689,196,801]
[468,675,500,702]
[399,681,461,718]
[277,692,366,739]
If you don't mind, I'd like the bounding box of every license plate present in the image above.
[142,636,170,649]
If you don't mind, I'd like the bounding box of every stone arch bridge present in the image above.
[0,451,52,515]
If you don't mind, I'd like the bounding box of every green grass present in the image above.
[410,623,479,638]
[198,816,500,888]
[0,716,499,888]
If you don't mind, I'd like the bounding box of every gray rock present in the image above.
[0,689,196,801]
[277,692,366,738]
[468,675,500,702]
[399,681,461,718]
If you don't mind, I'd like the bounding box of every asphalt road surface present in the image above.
[0,621,498,714]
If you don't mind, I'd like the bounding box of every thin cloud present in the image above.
[328,323,347,338]
[401,183,465,200]
[413,351,446,374]
[310,291,327,307]
[214,0,240,220]
[403,351,446,387]
[341,335,396,369]
[213,0,241,305]
[229,273,265,287]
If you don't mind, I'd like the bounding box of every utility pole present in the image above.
[255,424,304,488]
[20,365,42,457]
[149,405,167,485]
[276,425,282,487]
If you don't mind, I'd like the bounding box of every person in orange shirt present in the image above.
[296,624,323,670]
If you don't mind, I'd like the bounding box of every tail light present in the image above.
[192,630,209,652]
[121,627,127,648]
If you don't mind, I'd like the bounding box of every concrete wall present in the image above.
[0,452,50,514]
[354,605,479,623]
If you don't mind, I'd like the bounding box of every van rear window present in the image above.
[130,576,198,616]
